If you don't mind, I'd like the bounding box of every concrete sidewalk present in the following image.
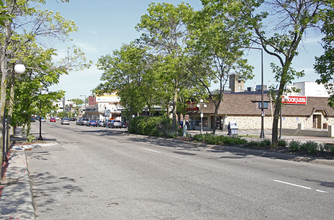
[0,149,35,219]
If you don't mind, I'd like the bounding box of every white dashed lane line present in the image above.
[274,180,328,193]
[143,148,161,154]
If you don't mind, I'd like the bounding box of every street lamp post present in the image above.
[249,47,265,138]
[38,85,48,140]
[197,99,207,135]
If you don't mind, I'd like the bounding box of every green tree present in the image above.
[315,2,334,105]
[247,0,327,147]
[96,42,158,125]
[188,0,254,134]
[136,2,195,132]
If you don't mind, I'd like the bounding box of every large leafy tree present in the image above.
[247,0,327,147]
[188,0,254,134]
[96,42,158,124]
[136,2,195,131]
[315,2,334,105]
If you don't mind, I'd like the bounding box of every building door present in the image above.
[313,115,321,129]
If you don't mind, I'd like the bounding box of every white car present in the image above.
[61,118,70,125]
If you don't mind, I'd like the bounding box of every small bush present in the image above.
[259,139,271,147]
[288,140,301,152]
[247,141,260,147]
[193,134,246,145]
[27,134,36,143]
[301,141,318,154]
[324,143,334,154]
[278,139,288,147]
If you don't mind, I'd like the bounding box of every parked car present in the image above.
[31,118,36,122]
[98,121,104,127]
[105,120,114,128]
[61,118,70,125]
[112,120,122,128]
[50,118,56,122]
[76,119,82,125]
[81,118,89,126]
[122,121,127,128]
[41,117,46,122]
[87,120,98,127]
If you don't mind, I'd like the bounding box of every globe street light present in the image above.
[197,99,207,135]
[14,63,26,74]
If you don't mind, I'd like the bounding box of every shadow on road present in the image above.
[29,171,83,213]
[305,179,334,189]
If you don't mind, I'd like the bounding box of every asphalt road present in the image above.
[27,121,334,220]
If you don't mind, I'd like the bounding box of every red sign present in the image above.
[282,96,307,105]
[186,102,199,111]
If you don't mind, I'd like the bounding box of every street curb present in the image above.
[0,150,35,219]
[147,135,334,166]
[208,145,334,166]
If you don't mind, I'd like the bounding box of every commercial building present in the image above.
[187,81,334,131]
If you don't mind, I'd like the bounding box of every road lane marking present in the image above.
[274,180,329,193]
[316,189,328,193]
[274,180,311,190]
[143,148,160,154]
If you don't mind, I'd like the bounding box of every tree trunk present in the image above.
[172,80,179,132]
[272,83,284,148]
[0,36,10,179]
[7,74,15,152]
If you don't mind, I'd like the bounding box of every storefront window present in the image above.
[195,117,208,127]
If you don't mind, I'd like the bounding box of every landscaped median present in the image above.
[192,134,334,158]
[128,116,334,159]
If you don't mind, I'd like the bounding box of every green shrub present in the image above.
[223,136,247,145]
[259,139,271,147]
[324,143,334,154]
[192,134,246,145]
[278,139,288,147]
[301,141,318,154]
[288,140,301,152]
[247,141,260,147]
[27,134,36,143]
[129,116,174,137]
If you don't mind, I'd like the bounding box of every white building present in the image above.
[96,93,123,121]
[286,81,329,97]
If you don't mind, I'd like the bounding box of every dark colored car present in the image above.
[50,118,56,122]
[31,118,36,122]
[87,120,98,127]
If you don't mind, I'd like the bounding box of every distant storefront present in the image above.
[187,93,334,131]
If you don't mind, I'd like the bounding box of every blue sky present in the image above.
[46,0,325,100]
